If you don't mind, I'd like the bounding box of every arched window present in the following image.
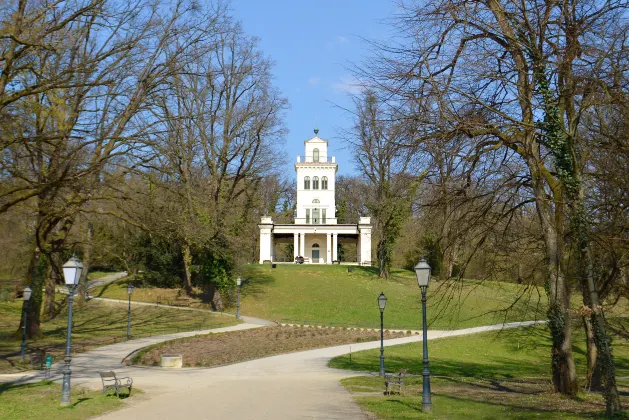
[312,176,319,189]
[313,148,320,162]
[321,176,328,189]
[312,243,320,248]
[312,199,320,204]
[304,176,310,189]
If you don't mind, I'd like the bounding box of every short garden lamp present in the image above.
[126,284,134,339]
[378,292,387,376]
[60,256,82,406]
[20,286,32,361]
[236,277,242,320]
[414,257,432,412]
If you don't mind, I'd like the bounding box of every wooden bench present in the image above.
[384,369,407,395]
[99,371,133,397]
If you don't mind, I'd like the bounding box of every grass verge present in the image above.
[329,322,629,419]
[130,325,410,368]
[0,299,238,373]
[0,381,138,420]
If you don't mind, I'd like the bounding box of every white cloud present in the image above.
[308,77,321,86]
[331,76,364,94]
[336,36,349,44]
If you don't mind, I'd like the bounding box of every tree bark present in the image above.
[583,315,602,391]
[532,167,578,395]
[43,263,57,317]
[17,248,45,339]
[182,244,193,295]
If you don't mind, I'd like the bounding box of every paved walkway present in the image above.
[88,272,129,291]
[90,320,541,420]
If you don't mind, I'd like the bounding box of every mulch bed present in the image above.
[132,325,409,368]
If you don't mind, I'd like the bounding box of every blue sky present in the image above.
[230,0,398,177]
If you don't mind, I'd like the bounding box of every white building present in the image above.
[258,130,372,265]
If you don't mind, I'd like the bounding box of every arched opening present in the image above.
[312,176,319,189]
[321,176,328,189]
[313,148,320,162]
[312,199,320,203]
[304,176,310,189]
[312,243,320,248]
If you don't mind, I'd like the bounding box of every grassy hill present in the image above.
[238,264,546,330]
[94,264,548,330]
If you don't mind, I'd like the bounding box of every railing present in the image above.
[296,156,336,163]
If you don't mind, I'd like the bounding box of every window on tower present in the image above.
[313,148,320,162]
[313,176,319,189]
[312,199,320,203]
[322,176,328,189]
[304,176,310,189]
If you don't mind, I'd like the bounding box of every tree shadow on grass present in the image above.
[239,268,276,300]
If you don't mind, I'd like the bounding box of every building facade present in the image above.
[258,130,372,264]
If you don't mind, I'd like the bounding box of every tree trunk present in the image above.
[43,263,57,316]
[376,238,389,279]
[583,315,602,391]
[17,248,45,339]
[211,285,224,311]
[77,221,93,302]
[582,250,621,414]
[182,244,193,295]
[531,167,578,396]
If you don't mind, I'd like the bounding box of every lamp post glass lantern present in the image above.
[20,287,32,361]
[414,257,432,412]
[378,292,387,376]
[236,277,242,320]
[127,284,134,339]
[60,256,83,406]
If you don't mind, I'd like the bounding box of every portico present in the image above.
[258,130,372,265]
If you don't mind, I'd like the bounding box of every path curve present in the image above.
[92,320,542,420]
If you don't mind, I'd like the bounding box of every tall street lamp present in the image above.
[236,277,242,320]
[60,256,83,407]
[378,292,387,377]
[415,257,432,413]
[20,286,32,361]
[126,284,134,339]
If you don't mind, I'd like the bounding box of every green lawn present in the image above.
[92,264,626,332]
[237,264,546,329]
[329,322,629,419]
[0,381,136,420]
[0,299,238,373]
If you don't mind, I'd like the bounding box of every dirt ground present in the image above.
[132,325,409,367]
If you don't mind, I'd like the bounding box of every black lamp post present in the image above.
[60,256,83,406]
[415,257,432,413]
[236,277,242,320]
[20,286,32,361]
[378,292,387,377]
[126,284,134,339]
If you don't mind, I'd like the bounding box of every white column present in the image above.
[270,234,275,262]
[293,233,299,260]
[300,232,306,257]
[332,233,338,262]
[360,228,372,265]
[326,233,332,264]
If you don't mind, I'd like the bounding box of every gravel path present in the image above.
[93,320,541,420]
[1,289,543,419]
